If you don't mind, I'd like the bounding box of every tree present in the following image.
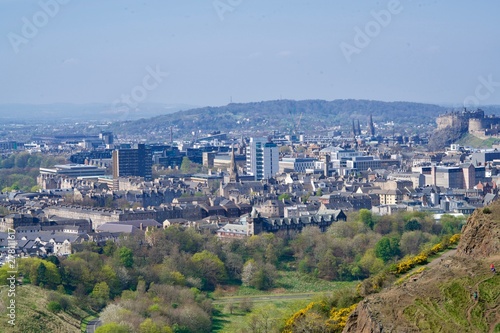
[279,146,292,154]
[139,318,173,333]
[35,262,48,287]
[92,281,110,302]
[191,250,226,290]
[374,236,400,262]
[241,260,277,290]
[358,209,374,229]
[278,193,291,201]
[95,323,131,333]
[440,214,465,235]
[225,300,236,315]
[242,260,257,287]
[180,157,202,174]
[404,219,421,231]
[239,297,254,313]
[400,231,428,256]
[118,246,134,268]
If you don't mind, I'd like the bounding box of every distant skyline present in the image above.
[1,0,500,109]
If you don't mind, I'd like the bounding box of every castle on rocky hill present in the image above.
[437,108,500,138]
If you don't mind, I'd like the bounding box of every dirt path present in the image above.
[213,292,319,304]
[427,249,457,269]
[486,303,500,333]
[466,274,497,327]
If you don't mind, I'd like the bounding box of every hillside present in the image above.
[0,285,91,333]
[343,203,500,333]
[112,99,446,137]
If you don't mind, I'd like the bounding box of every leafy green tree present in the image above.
[180,157,202,173]
[18,258,61,288]
[404,219,421,231]
[191,250,226,290]
[118,246,134,268]
[440,214,465,235]
[359,209,374,229]
[103,240,117,256]
[374,236,400,262]
[35,262,48,286]
[139,318,173,333]
[92,281,110,302]
[95,323,131,333]
[278,193,291,201]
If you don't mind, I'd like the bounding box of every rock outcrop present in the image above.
[342,300,385,333]
[455,204,500,258]
[343,200,500,333]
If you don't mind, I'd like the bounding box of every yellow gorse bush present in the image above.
[390,234,460,276]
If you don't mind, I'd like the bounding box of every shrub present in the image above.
[239,298,254,313]
[47,301,62,313]
[449,234,460,245]
[483,207,492,214]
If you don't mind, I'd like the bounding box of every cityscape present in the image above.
[1,1,500,333]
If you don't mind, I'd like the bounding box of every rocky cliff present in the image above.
[342,200,500,333]
[455,205,500,258]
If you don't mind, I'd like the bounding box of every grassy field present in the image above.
[213,270,357,297]
[212,271,358,332]
[0,285,91,333]
[213,298,309,333]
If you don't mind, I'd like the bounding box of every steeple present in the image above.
[369,114,375,137]
[352,119,356,138]
[229,144,239,182]
[357,119,361,136]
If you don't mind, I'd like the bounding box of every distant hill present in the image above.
[111,99,448,138]
[343,202,500,333]
[0,103,197,122]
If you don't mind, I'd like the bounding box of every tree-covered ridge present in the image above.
[113,99,446,136]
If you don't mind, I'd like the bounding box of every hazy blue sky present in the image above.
[1,0,499,107]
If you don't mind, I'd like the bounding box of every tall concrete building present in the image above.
[246,138,279,180]
[112,144,152,181]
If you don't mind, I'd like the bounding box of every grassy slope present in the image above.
[0,285,91,333]
[212,270,357,332]
[457,132,500,148]
[403,270,499,332]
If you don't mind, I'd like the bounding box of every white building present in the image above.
[246,138,279,180]
[279,158,317,173]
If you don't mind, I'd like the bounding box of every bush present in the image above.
[449,234,460,245]
[47,301,62,313]
[239,297,254,313]
[483,207,492,214]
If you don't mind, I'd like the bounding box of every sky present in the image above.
[1,0,500,108]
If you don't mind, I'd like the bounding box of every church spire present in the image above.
[369,114,375,137]
[229,144,239,182]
